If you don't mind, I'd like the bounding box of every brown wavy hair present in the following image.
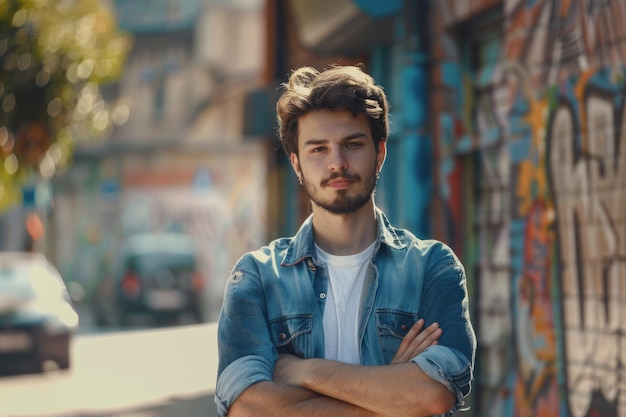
[276,65,389,157]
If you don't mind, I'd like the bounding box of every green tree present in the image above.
[0,0,130,210]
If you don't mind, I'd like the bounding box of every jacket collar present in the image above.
[281,206,406,267]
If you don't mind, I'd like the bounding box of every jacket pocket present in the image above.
[376,310,420,364]
[269,314,313,358]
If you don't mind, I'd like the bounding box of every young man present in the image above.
[215,65,476,417]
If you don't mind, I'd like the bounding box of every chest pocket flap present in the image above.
[269,314,313,357]
[376,310,420,338]
[376,310,420,363]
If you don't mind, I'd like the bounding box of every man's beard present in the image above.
[302,170,377,215]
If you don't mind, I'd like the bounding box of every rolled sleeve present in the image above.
[215,355,273,417]
[215,261,277,417]
[412,345,473,415]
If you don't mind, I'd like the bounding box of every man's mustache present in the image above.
[320,172,361,187]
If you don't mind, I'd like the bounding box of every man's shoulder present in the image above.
[236,236,294,266]
[383,223,449,251]
[384,227,461,267]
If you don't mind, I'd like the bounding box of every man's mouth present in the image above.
[323,174,359,188]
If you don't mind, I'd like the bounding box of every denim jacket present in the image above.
[215,208,476,417]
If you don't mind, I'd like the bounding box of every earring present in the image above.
[298,176,303,185]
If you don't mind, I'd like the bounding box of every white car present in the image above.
[0,252,79,374]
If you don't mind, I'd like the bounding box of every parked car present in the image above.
[92,232,205,327]
[0,252,79,375]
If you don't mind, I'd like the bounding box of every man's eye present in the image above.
[346,142,362,148]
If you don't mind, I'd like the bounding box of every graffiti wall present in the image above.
[432,0,626,416]
[549,71,626,417]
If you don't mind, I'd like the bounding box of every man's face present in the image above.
[290,110,385,215]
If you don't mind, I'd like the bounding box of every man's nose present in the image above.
[328,147,348,171]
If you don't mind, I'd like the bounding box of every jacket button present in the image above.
[401,324,408,331]
[279,333,287,340]
[319,293,326,299]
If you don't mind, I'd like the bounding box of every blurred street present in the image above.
[0,322,219,417]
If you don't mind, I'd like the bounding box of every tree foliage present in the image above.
[0,0,130,210]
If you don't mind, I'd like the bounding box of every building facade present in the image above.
[52,0,270,320]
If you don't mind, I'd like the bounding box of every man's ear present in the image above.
[290,152,302,180]
[376,140,387,173]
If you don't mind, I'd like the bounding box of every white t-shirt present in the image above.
[315,241,376,364]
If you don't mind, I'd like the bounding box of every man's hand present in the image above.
[391,319,442,364]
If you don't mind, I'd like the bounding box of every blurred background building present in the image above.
[1,0,625,416]
[50,0,269,320]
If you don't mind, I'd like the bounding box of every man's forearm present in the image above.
[285,359,455,417]
[228,380,383,417]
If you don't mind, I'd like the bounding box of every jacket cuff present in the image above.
[412,345,473,415]
[214,355,273,417]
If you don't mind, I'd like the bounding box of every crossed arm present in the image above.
[227,320,455,417]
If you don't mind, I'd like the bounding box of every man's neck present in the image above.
[311,201,377,256]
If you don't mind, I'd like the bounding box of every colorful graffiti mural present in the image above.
[548,69,626,417]
[434,0,626,416]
